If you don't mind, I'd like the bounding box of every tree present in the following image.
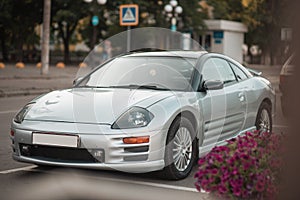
[51,0,89,64]
[0,0,12,61]
[206,0,291,65]
[0,0,43,62]
[79,0,207,48]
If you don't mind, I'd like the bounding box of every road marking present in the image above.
[0,165,199,193]
[0,165,36,174]
[0,110,18,114]
[29,167,200,193]
[96,177,199,193]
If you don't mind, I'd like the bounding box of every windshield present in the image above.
[77,56,196,91]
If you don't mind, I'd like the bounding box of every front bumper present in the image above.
[11,120,167,173]
[13,155,164,173]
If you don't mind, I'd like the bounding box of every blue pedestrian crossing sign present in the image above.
[120,4,139,26]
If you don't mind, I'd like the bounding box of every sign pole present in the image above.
[120,4,138,52]
[127,26,131,52]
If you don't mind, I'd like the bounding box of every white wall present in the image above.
[203,20,247,63]
[223,31,244,63]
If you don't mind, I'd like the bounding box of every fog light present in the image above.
[10,130,14,137]
[123,136,149,144]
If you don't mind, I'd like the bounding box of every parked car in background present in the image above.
[11,50,275,180]
[279,55,294,116]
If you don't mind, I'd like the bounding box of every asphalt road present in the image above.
[0,74,288,199]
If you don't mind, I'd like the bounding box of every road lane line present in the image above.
[95,177,199,193]
[28,167,200,193]
[0,110,18,114]
[0,165,37,174]
[1,166,199,193]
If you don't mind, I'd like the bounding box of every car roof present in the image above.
[122,50,208,59]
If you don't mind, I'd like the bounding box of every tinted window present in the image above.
[202,58,236,85]
[229,62,248,81]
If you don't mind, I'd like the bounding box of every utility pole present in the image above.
[41,0,51,75]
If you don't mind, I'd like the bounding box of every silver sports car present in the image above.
[11,50,275,179]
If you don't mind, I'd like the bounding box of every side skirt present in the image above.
[198,126,256,157]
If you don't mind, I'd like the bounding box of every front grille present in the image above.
[19,144,104,163]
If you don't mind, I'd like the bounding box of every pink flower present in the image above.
[255,181,265,192]
[198,158,205,165]
[233,187,242,196]
[232,168,239,175]
[194,130,283,199]
[211,168,218,175]
[218,184,228,194]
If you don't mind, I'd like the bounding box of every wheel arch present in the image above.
[167,110,202,148]
[255,97,273,132]
[261,98,272,111]
[176,111,198,133]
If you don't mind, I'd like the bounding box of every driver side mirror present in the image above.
[202,80,224,91]
[73,77,84,86]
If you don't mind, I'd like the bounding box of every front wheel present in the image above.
[255,102,272,132]
[161,117,197,180]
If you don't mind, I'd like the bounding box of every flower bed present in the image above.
[195,131,284,199]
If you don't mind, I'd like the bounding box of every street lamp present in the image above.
[164,0,183,32]
[83,0,107,48]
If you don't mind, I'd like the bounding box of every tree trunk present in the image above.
[16,38,23,62]
[63,38,70,64]
[0,30,8,61]
[59,24,70,65]
[91,25,98,49]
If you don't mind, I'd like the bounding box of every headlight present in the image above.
[14,103,34,123]
[112,107,154,129]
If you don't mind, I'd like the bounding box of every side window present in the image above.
[202,58,236,85]
[229,62,248,81]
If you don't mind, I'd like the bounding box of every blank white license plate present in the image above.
[32,133,78,148]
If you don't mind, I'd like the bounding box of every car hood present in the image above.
[25,88,174,124]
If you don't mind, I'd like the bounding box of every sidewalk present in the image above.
[0,64,281,98]
[0,64,79,97]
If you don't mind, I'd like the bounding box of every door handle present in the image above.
[238,92,245,102]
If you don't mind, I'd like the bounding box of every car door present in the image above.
[199,57,247,148]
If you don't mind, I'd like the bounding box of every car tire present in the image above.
[161,116,197,180]
[255,101,272,132]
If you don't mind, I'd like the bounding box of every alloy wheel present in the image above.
[172,127,193,172]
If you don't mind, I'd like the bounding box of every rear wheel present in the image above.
[162,117,197,180]
[255,102,272,132]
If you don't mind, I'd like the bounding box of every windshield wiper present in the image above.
[109,84,170,91]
